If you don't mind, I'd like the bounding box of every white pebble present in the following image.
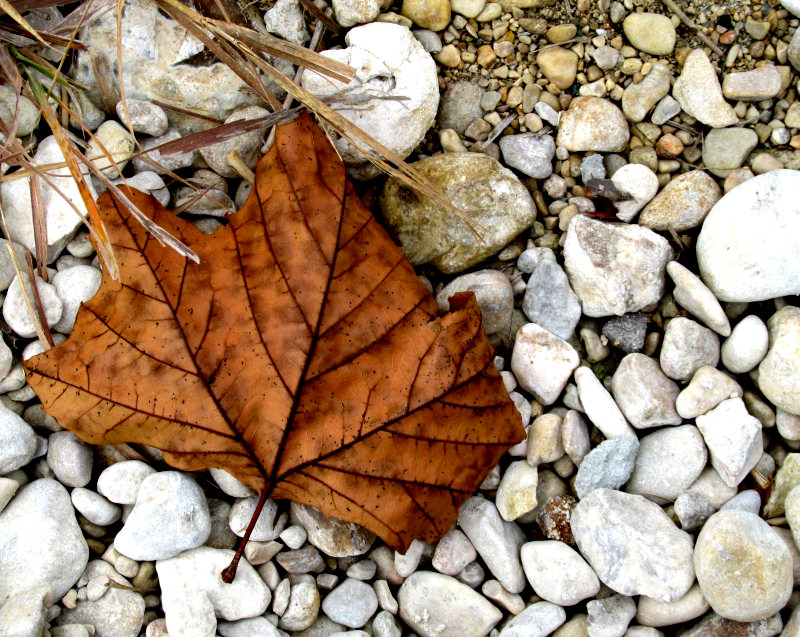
[721,315,769,373]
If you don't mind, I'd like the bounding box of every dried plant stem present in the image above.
[221,488,271,583]
[0,205,51,350]
[226,150,255,184]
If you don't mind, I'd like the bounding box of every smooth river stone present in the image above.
[696,170,800,302]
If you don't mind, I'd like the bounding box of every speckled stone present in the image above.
[694,510,792,622]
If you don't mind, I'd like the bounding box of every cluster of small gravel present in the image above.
[2,0,800,635]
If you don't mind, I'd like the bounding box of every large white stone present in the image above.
[694,510,792,622]
[0,479,88,603]
[302,23,438,179]
[157,546,271,637]
[697,170,800,302]
[115,471,211,560]
[570,489,695,603]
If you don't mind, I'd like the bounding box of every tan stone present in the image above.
[536,47,579,90]
[401,0,450,30]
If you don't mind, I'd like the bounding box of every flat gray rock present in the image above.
[522,260,581,340]
[575,435,639,499]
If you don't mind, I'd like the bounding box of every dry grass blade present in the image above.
[73,151,201,263]
[29,173,48,280]
[0,21,86,48]
[296,0,341,34]
[148,98,223,124]
[23,66,120,279]
[208,19,354,84]
[153,0,483,237]
[0,203,51,350]
[24,250,55,346]
[50,0,117,36]
[0,0,49,45]
[0,0,73,14]
[142,107,302,155]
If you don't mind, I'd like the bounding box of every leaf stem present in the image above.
[221,487,270,583]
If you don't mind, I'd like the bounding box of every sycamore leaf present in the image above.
[23,113,524,556]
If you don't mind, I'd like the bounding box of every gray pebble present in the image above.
[522,260,581,340]
[575,435,639,499]
[47,431,92,488]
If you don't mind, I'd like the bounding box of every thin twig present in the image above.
[660,0,723,57]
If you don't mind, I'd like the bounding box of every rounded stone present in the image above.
[659,317,719,382]
[96,460,156,504]
[47,431,93,488]
[321,577,378,628]
[86,120,135,178]
[694,510,792,622]
[436,270,513,336]
[758,306,800,415]
[521,541,599,605]
[625,425,708,502]
[702,128,759,178]
[401,0,450,30]
[398,571,502,636]
[3,275,63,339]
[639,171,721,232]
[623,13,676,55]
[556,97,630,152]
[536,47,579,90]
[379,153,535,273]
[722,315,769,374]
[697,170,800,302]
